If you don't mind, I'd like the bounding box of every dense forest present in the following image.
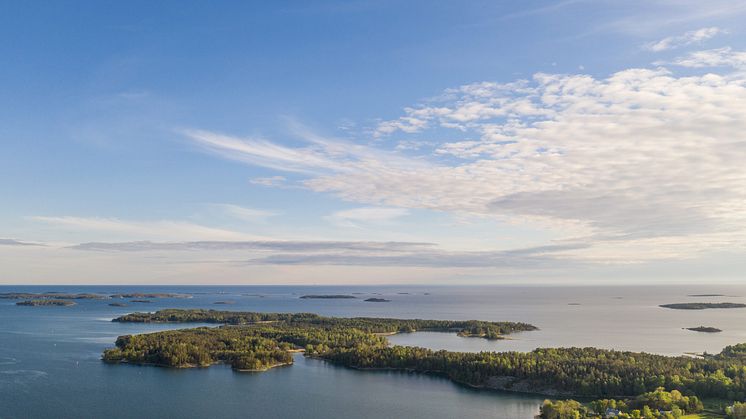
[113,309,537,338]
[539,387,704,418]
[106,309,746,415]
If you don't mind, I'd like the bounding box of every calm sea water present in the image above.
[2,284,746,419]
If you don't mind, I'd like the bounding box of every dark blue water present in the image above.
[3,284,746,418]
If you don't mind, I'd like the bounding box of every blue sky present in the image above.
[2,1,746,284]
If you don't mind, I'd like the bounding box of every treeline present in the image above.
[102,324,386,370]
[113,309,537,338]
[321,345,746,399]
[106,310,746,405]
[540,387,703,418]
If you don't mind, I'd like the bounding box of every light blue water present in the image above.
[2,284,746,418]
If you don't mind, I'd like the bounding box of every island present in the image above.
[364,298,390,302]
[660,302,746,310]
[1,292,106,300]
[687,294,726,297]
[129,299,152,303]
[299,295,356,299]
[104,309,535,371]
[109,302,128,307]
[17,299,76,306]
[110,293,191,299]
[103,308,746,419]
[213,301,235,305]
[686,326,722,333]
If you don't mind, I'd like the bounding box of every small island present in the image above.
[364,298,390,302]
[109,302,128,307]
[17,299,76,306]
[687,294,726,297]
[299,295,356,299]
[111,293,191,299]
[685,326,722,333]
[660,302,746,310]
[1,292,106,300]
[129,299,152,303]
[213,301,235,305]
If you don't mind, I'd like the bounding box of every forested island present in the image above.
[17,299,76,306]
[299,295,356,299]
[660,302,746,310]
[1,292,106,300]
[104,310,534,371]
[111,293,191,299]
[2,292,192,301]
[686,326,722,333]
[103,308,746,417]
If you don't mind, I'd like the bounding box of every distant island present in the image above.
[1,292,106,300]
[2,292,192,301]
[108,302,128,307]
[660,302,746,310]
[299,295,356,299]
[687,294,726,297]
[111,293,191,299]
[364,298,390,302]
[685,326,722,333]
[213,301,235,305]
[17,299,76,306]
[129,299,152,303]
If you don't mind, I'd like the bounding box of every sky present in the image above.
[1,0,746,285]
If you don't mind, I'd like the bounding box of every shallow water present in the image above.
[2,284,746,418]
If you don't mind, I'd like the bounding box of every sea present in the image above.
[2,284,746,419]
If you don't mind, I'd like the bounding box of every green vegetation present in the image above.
[106,309,746,416]
[687,327,723,333]
[17,299,76,306]
[660,303,746,310]
[726,401,746,418]
[112,309,536,337]
[540,388,704,418]
[299,295,356,299]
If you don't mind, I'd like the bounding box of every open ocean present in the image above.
[2,284,746,419]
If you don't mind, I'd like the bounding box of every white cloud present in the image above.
[212,204,278,222]
[665,47,746,68]
[250,176,287,187]
[644,27,724,51]
[328,207,409,227]
[188,64,746,265]
[28,216,262,242]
